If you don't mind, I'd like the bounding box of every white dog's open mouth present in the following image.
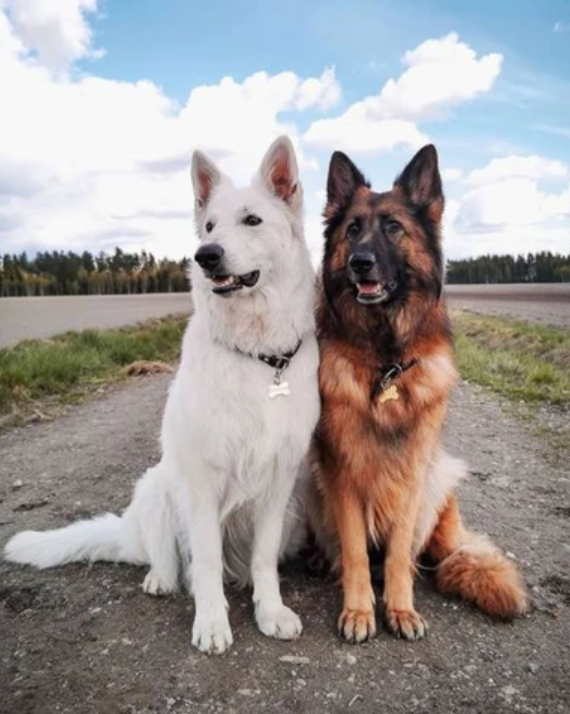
[210,270,260,296]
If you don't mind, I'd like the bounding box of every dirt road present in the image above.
[0,294,193,349]
[0,374,568,714]
[445,284,570,329]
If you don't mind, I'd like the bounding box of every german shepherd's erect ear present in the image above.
[394,145,444,224]
[324,152,369,219]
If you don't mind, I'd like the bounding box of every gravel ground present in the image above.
[0,375,569,714]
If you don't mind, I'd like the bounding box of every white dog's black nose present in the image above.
[195,243,225,271]
[349,250,376,275]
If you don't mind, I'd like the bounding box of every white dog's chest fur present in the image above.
[162,316,320,516]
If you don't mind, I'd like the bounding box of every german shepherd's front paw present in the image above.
[338,608,377,644]
[385,608,428,641]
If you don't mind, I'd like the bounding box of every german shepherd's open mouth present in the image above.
[354,279,397,305]
[347,246,399,304]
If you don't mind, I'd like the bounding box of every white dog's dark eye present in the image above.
[205,221,214,233]
[244,214,262,227]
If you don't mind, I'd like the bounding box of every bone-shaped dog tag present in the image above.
[268,381,291,398]
[379,384,399,403]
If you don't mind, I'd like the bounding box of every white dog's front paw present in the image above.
[142,570,176,597]
[255,604,303,640]
[192,613,233,655]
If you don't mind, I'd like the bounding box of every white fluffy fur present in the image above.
[4,136,320,655]
[412,450,468,556]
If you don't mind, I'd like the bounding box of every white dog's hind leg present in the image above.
[251,469,303,641]
[126,463,180,596]
[177,476,233,655]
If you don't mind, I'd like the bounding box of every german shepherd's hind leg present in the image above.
[426,494,528,618]
[383,482,427,641]
[333,486,376,643]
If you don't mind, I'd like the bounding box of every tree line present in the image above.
[0,249,191,297]
[446,252,570,284]
[2,248,569,296]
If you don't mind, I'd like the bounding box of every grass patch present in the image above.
[452,310,570,406]
[0,314,187,426]
[1,308,568,429]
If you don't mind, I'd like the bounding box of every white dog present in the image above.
[4,136,320,655]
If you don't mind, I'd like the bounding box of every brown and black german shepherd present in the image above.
[309,145,527,643]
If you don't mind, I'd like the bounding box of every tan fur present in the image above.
[426,496,528,617]
[312,153,528,641]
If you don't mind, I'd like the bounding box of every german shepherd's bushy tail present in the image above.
[426,495,527,618]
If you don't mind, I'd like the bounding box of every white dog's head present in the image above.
[191,136,304,300]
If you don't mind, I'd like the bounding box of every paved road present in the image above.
[445,283,570,329]
[0,285,568,350]
[0,294,193,349]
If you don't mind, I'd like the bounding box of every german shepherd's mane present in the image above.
[309,144,527,644]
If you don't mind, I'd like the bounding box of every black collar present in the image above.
[371,358,418,402]
[257,340,302,372]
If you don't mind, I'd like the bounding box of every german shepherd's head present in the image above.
[320,145,446,345]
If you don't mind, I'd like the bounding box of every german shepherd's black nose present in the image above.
[195,243,225,271]
[349,250,376,275]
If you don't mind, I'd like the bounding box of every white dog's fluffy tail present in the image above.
[4,464,180,595]
[4,513,138,569]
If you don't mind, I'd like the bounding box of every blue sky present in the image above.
[1,0,569,262]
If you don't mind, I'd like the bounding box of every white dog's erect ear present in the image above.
[258,136,300,204]
[191,151,222,209]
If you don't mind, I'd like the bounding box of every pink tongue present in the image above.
[359,283,380,294]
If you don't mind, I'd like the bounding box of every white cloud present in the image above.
[442,168,464,182]
[304,33,502,154]
[295,67,342,111]
[457,178,548,228]
[304,105,429,154]
[367,33,502,121]
[445,155,570,258]
[536,124,570,140]
[1,0,102,70]
[0,5,340,257]
[446,224,570,260]
[0,5,564,265]
[465,155,568,186]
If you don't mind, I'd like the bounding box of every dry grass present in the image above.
[1,308,567,431]
[0,314,187,427]
[452,310,570,406]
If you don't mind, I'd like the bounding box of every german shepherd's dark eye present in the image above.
[384,220,403,237]
[205,221,214,233]
[244,214,262,227]
[346,221,360,239]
